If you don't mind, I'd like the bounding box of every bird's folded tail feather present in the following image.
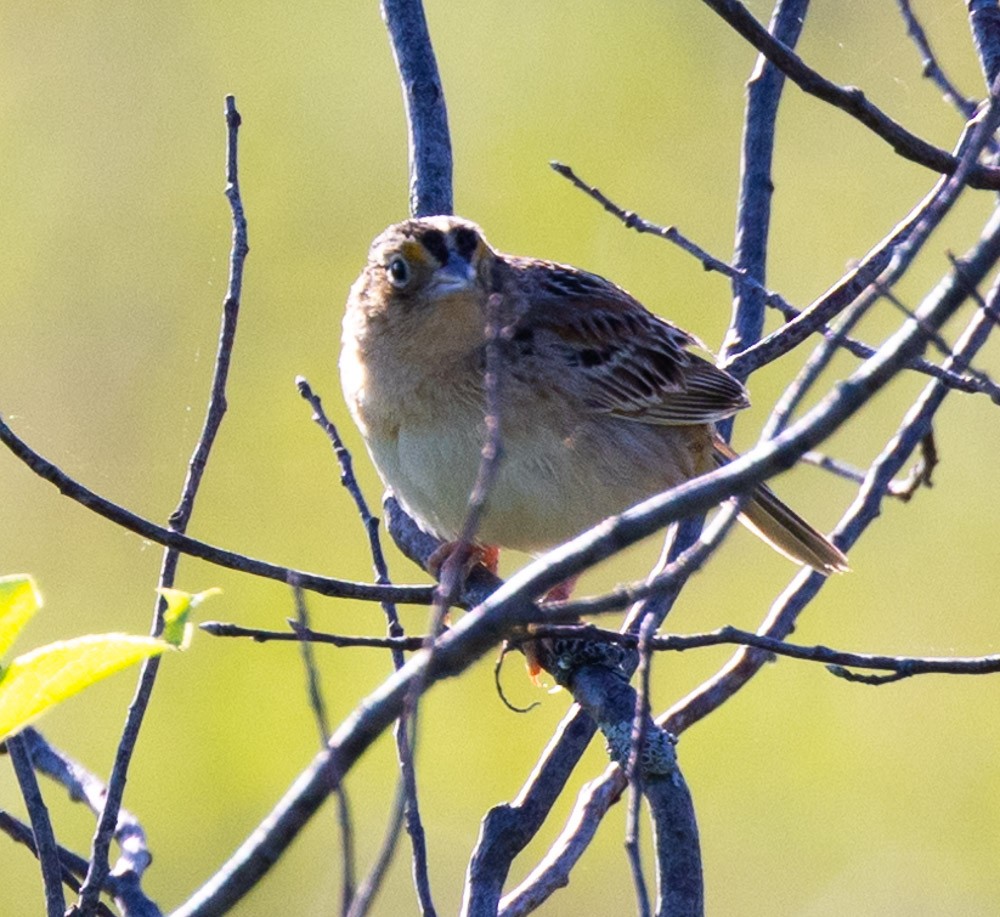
[711,439,849,575]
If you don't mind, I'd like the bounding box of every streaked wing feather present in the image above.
[506,257,749,426]
[607,355,750,424]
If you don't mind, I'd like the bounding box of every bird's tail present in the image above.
[712,439,849,575]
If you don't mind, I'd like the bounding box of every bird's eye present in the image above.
[387,256,411,288]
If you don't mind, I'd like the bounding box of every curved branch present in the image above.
[77,95,252,915]
[667,209,1000,734]
[169,567,540,916]
[381,0,453,216]
[897,0,978,119]
[0,412,433,606]
[701,0,1000,189]
[726,91,1000,377]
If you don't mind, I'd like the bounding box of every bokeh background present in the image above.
[3,2,1000,914]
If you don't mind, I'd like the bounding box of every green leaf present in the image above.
[158,587,220,648]
[0,574,43,660]
[0,634,172,742]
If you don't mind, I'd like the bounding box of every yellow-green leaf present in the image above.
[0,634,172,742]
[158,586,220,648]
[0,574,43,660]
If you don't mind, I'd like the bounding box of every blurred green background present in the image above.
[3,1,1000,914]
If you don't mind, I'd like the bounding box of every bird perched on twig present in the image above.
[340,215,848,582]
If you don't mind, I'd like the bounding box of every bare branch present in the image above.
[623,612,656,917]
[462,709,598,916]
[202,620,427,651]
[170,575,540,916]
[700,0,1000,189]
[803,442,937,500]
[7,734,65,916]
[16,730,161,916]
[727,91,1000,377]
[380,0,453,216]
[516,624,1000,680]
[0,811,116,916]
[667,211,1000,734]
[436,291,508,611]
[897,0,979,119]
[969,0,1000,88]
[498,767,623,916]
[0,412,434,606]
[297,378,400,606]
[552,161,1000,402]
[722,0,810,370]
[295,379,433,914]
[290,586,356,911]
[346,784,408,917]
[77,94,251,917]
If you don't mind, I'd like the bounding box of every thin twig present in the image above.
[897,0,979,119]
[0,413,433,606]
[78,98,249,913]
[552,161,1000,403]
[0,811,116,916]
[291,585,356,911]
[887,430,938,499]
[722,0,810,372]
[202,620,427,651]
[435,291,507,611]
[7,734,65,917]
[513,624,1000,679]
[296,378,432,913]
[296,378,400,611]
[804,432,937,500]
[877,281,963,362]
[700,0,1000,189]
[18,729,162,916]
[623,612,656,917]
[800,451,868,486]
[346,784,408,917]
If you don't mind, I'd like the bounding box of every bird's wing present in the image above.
[504,257,749,425]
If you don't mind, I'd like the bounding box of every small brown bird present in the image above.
[340,216,847,579]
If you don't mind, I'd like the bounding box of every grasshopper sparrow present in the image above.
[340,216,848,577]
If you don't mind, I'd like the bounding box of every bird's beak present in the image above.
[430,252,477,294]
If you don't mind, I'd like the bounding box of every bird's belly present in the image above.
[370,412,709,555]
[369,420,485,543]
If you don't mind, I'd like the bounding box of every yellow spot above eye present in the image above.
[398,240,433,266]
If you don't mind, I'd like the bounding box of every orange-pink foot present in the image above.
[426,541,500,578]
[542,575,578,603]
[524,576,580,679]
